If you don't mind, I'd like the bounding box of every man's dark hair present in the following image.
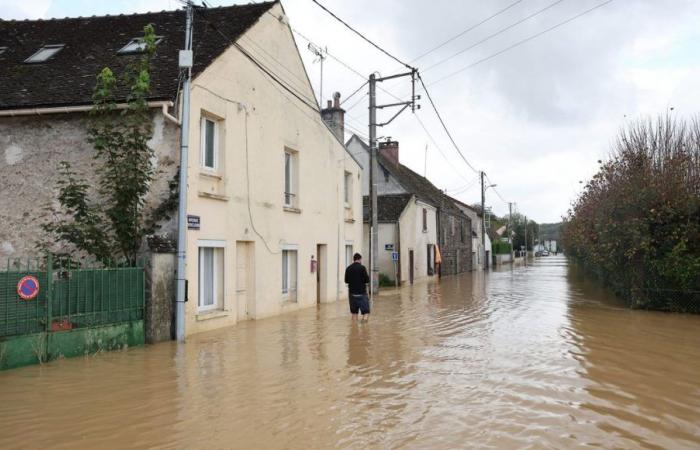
[353,253,362,261]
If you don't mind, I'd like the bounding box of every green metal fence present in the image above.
[0,256,145,338]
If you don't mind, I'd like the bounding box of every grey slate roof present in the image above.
[0,2,275,110]
[347,135,465,218]
[362,194,413,223]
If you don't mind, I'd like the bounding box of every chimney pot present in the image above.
[333,91,341,108]
[321,90,346,142]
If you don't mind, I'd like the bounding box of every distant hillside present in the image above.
[539,222,562,241]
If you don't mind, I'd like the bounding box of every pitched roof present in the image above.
[378,153,465,216]
[451,197,482,216]
[349,134,465,218]
[362,194,413,223]
[0,2,275,110]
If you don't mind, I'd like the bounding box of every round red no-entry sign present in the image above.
[17,275,40,301]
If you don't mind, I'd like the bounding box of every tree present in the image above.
[42,25,159,265]
[563,115,700,312]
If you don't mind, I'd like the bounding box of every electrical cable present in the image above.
[417,73,479,174]
[414,113,473,183]
[409,0,525,65]
[427,0,615,86]
[423,0,568,73]
[310,0,413,69]
[340,80,368,105]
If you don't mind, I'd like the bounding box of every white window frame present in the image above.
[284,150,298,207]
[281,248,298,302]
[344,171,352,207]
[197,240,225,312]
[345,244,354,267]
[24,44,64,63]
[117,36,164,54]
[200,116,219,171]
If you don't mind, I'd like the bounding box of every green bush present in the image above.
[378,272,395,287]
[563,116,700,312]
[492,241,512,255]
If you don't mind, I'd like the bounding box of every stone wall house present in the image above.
[347,135,472,280]
[0,1,363,338]
[451,199,492,270]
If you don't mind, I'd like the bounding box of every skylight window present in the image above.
[24,44,64,63]
[117,37,163,55]
[0,47,7,56]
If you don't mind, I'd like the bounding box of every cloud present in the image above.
[0,0,51,19]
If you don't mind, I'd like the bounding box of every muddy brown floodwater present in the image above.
[1,256,699,449]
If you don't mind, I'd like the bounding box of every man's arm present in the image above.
[363,266,370,284]
[344,267,350,284]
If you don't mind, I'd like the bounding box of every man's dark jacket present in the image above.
[345,262,369,295]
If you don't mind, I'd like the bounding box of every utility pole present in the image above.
[368,69,419,295]
[480,171,486,270]
[508,202,513,261]
[307,43,326,106]
[524,215,527,266]
[369,73,378,296]
[175,0,194,342]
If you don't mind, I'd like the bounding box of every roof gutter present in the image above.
[0,101,181,125]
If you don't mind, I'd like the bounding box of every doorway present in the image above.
[316,244,327,304]
[235,241,255,320]
[409,250,414,285]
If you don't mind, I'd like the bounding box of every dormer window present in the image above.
[24,44,64,63]
[117,37,163,54]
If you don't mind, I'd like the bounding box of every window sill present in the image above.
[345,218,355,224]
[196,309,229,321]
[344,204,351,209]
[198,191,229,202]
[199,171,223,181]
[283,206,302,214]
[422,229,428,233]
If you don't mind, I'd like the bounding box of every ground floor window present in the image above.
[345,244,353,267]
[282,249,298,302]
[199,244,224,311]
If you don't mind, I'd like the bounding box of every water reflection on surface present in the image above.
[1,256,699,449]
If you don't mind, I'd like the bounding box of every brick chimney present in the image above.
[321,91,345,142]
[379,139,399,166]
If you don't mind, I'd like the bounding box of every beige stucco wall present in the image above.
[183,4,362,335]
[0,110,180,261]
[399,199,437,284]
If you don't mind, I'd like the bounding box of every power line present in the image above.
[310,0,412,69]
[409,0,525,65]
[428,0,615,86]
[485,173,510,205]
[417,73,479,174]
[423,0,568,73]
[414,113,473,183]
[340,80,368,105]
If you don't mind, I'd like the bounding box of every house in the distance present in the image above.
[451,199,492,270]
[347,135,472,283]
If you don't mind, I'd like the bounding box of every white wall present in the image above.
[183,4,363,336]
[399,199,438,283]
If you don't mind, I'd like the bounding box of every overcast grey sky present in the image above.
[3,0,699,222]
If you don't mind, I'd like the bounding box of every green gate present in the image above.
[0,256,145,370]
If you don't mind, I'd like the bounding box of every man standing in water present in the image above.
[344,253,370,321]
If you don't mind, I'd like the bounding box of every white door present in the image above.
[236,242,254,320]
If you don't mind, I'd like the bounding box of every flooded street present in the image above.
[1,256,699,449]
